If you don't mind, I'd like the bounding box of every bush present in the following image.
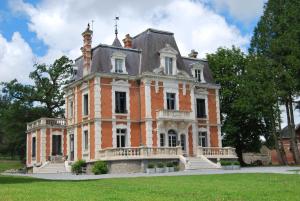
[71,160,86,174]
[220,160,231,166]
[157,162,165,168]
[166,162,173,167]
[147,163,155,169]
[233,161,240,166]
[92,161,108,175]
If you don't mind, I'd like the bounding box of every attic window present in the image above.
[115,59,123,73]
[165,57,173,75]
[195,69,202,82]
[191,63,205,83]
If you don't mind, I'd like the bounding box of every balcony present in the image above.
[156,109,194,121]
[27,118,66,131]
[99,146,182,160]
[197,147,237,159]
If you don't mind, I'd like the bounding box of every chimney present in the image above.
[123,34,133,48]
[81,24,93,76]
[188,49,198,58]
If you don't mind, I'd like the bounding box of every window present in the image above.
[196,99,206,118]
[116,128,126,148]
[166,93,176,110]
[115,59,123,73]
[84,130,88,150]
[115,91,127,113]
[198,132,207,147]
[83,94,89,116]
[165,57,173,75]
[32,137,36,158]
[69,100,73,118]
[180,134,186,151]
[195,69,202,82]
[168,130,177,147]
[160,133,165,147]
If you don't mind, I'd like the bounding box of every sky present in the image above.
[0,0,298,126]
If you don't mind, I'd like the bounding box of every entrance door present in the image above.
[70,134,74,161]
[180,134,186,151]
[168,130,177,147]
[52,135,62,155]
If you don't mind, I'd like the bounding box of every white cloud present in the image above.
[209,0,266,23]
[0,32,34,83]
[10,0,249,62]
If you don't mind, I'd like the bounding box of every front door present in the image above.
[70,134,74,161]
[52,135,62,155]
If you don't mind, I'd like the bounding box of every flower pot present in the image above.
[166,167,174,172]
[155,167,165,173]
[146,168,155,174]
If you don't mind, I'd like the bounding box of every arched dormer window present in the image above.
[111,51,127,74]
[159,44,178,75]
[191,62,205,83]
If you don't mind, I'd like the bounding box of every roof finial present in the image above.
[114,16,119,37]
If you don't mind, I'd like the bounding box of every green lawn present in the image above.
[0,160,23,173]
[0,174,299,201]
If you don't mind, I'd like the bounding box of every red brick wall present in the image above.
[77,126,82,160]
[27,133,32,164]
[179,83,191,111]
[130,123,140,147]
[90,122,95,159]
[46,128,50,159]
[63,129,67,156]
[37,129,41,163]
[208,89,218,147]
[188,126,193,155]
[101,122,112,148]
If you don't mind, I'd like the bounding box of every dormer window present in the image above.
[111,51,127,74]
[115,59,123,73]
[195,69,202,82]
[165,57,173,75]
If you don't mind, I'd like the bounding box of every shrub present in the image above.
[92,161,108,175]
[71,160,86,174]
[233,161,240,166]
[166,162,173,167]
[157,162,165,168]
[147,163,155,169]
[220,160,231,166]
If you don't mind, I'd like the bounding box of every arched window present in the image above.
[168,130,177,147]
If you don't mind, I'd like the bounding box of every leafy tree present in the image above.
[250,0,300,164]
[2,56,74,117]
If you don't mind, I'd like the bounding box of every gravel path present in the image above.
[2,166,299,181]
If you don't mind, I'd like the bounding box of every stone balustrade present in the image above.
[99,146,182,160]
[156,110,193,121]
[27,118,66,131]
[197,147,237,158]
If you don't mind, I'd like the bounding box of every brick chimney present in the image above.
[122,34,133,48]
[81,24,93,76]
[188,49,198,58]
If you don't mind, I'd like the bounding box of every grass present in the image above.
[0,174,299,201]
[0,160,23,173]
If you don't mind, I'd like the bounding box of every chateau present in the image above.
[26,25,236,173]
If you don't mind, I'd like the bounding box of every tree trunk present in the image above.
[276,103,288,165]
[288,97,300,164]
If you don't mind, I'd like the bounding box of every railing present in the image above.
[27,118,66,130]
[197,147,237,158]
[156,110,193,121]
[99,146,182,159]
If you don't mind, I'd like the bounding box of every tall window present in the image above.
[196,98,206,118]
[195,69,202,82]
[115,91,127,113]
[165,57,173,75]
[166,93,176,110]
[115,59,123,73]
[198,132,207,147]
[83,94,89,116]
[69,100,73,118]
[168,130,177,147]
[180,134,186,151]
[116,128,126,148]
[84,130,88,150]
[32,137,36,158]
[160,133,165,147]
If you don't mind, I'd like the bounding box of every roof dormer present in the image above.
[191,62,205,83]
[111,51,127,74]
[158,44,178,76]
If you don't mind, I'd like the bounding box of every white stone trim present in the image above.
[111,51,128,74]
[112,79,130,118]
[95,120,101,157]
[82,88,89,118]
[94,77,101,118]
[74,127,78,161]
[216,89,222,147]
[74,87,78,124]
[112,123,131,148]
[194,92,208,119]
[163,81,179,110]
[159,44,178,75]
[41,128,46,163]
[191,62,205,83]
[82,124,90,160]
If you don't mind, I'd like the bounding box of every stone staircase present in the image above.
[185,156,221,170]
[33,162,67,174]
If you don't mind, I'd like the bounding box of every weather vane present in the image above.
[114,16,119,37]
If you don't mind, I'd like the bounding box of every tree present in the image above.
[250,0,300,164]
[207,47,265,165]
[2,56,74,117]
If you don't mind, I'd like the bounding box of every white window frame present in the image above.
[68,98,74,119]
[112,80,130,116]
[111,51,127,74]
[159,44,178,75]
[191,63,205,83]
[164,89,179,111]
[82,92,89,117]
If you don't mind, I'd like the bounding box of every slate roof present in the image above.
[280,124,300,138]
[75,28,215,84]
